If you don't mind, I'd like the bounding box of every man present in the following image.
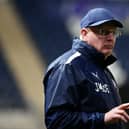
[43,8,129,129]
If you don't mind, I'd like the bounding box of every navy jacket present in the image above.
[43,38,124,129]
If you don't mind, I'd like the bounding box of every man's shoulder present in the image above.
[47,50,83,71]
[43,50,77,82]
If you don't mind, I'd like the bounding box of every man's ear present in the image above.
[80,28,88,36]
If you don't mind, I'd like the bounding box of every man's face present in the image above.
[81,23,121,58]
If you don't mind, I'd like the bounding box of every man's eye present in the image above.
[99,29,107,35]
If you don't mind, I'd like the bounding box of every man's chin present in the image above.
[103,51,112,58]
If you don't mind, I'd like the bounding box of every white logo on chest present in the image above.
[95,82,110,94]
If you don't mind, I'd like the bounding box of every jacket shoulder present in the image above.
[46,50,85,73]
[43,51,87,85]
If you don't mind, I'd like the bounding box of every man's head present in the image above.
[80,8,123,58]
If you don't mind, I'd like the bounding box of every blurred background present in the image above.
[0,0,129,129]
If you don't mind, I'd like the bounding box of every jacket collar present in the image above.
[72,37,117,68]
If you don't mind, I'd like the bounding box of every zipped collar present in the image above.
[72,37,117,68]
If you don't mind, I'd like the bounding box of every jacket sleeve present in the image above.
[43,64,105,129]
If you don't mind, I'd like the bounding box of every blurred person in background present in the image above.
[43,8,129,129]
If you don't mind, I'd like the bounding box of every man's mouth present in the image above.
[104,45,113,49]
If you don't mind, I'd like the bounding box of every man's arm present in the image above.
[45,107,105,129]
[44,64,105,129]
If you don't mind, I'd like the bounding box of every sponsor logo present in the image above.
[95,82,110,94]
[91,72,100,80]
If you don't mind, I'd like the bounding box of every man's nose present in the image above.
[107,32,115,38]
